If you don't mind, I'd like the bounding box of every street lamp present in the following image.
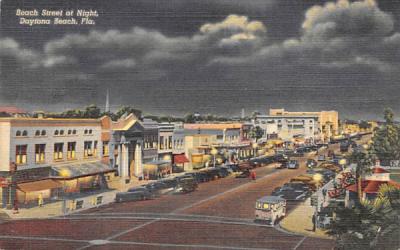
[312,173,324,231]
[210,148,218,168]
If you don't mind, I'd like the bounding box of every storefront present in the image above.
[143,160,172,180]
[173,154,189,172]
[17,179,62,205]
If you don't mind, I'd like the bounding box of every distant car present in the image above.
[317,155,326,161]
[226,164,241,172]
[306,159,318,168]
[115,190,153,203]
[143,181,171,196]
[276,161,287,169]
[287,160,299,169]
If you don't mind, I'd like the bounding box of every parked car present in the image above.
[287,160,299,169]
[317,155,326,161]
[276,161,287,169]
[226,163,241,172]
[306,159,318,168]
[216,166,230,178]
[159,178,178,189]
[143,181,171,196]
[115,190,153,203]
[272,188,307,201]
[235,169,251,178]
[174,177,198,193]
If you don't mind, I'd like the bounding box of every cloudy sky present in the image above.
[1,0,399,119]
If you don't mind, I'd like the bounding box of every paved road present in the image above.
[0,152,339,250]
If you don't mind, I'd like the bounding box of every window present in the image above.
[168,136,172,149]
[72,129,77,135]
[16,145,27,164]
[35,130,40,136]
[60,130,64,135]
[102,141,109,156]
[93,141,98,156]
[35,144,46,163]
[84,129,88,135]
[159,136,164,150]
[89,129,93,134]
[67,142,76,160]
[16,130,21,136]
[41,130,46,136]
[54,130,59,136]
[68,130,72,135]
[84,141,93,157]
[22,130,28,136]
[54,143,63,160]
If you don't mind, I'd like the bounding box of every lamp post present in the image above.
[312,173,323,231]
[210,148,218,168]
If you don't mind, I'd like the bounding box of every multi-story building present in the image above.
[0,115,115,208]
[184,123,251,144]
[254,108,339,143]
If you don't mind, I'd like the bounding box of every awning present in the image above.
[51,162,116,179]
[17,179,62,192]
[174,154,189,164]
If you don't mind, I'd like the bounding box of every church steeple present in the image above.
[105,89,110,113]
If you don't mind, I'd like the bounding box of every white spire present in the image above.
[105,89,110,113]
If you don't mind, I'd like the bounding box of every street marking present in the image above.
[293,236,307,250]
[106,219,160,240]
[0,235,87,243]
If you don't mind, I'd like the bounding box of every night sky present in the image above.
[1,0,399,119]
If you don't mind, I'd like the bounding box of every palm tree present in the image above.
[348,149,374,203]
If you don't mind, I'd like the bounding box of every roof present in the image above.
[257,196,286,203]
[17,179,62,192]
[112,113,140,131]
[0,106,27,114]
[174,154,189,164]
[184,123,243,130]
[51,161,115,179]
[373,167,389,174]
[346,180,400,193]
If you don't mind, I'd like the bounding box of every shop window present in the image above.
[93,141,98,156]
[168,136,172,149]
[54,143,63,160]
[84,141,93,157]
[67,142,76,160]
[35,144,46,163]
[102,141,109,156]
[16,145,27,164]
[159,136,164,150]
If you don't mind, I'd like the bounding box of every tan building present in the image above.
[256,108,339,142]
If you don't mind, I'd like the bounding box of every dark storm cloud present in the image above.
[0,0,400,118]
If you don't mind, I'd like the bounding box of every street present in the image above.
[0,158,335,250]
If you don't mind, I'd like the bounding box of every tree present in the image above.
[249,126,264,142]
[359,121,371,130]
[114,106,142,120]
[184,113,196,123]
[370,108,400,165]
[348,149,374,203]
[84,105,101,118]
[329,184,400,250]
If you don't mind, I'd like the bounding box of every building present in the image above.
[0,116,115,208]
[184,123,251,144]
[0,106,30,118]
[254,108,339,143]
[184,134,218,171]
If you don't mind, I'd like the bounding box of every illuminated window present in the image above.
[159,136,164,150]
[16,145,27,164]
[67,142,76,160]
[54,143,63,160]
[93,141,98,156]
[263,203,269,209]
[84,141,93,157]
[35,144,46,163]
[102,141,109,156]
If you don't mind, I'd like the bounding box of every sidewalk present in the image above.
[1,176,162,220]
[280,198,333,239]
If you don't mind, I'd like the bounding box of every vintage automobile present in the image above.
[255,196,286,225]
[115,189,153,203]
[287,160,299,169]
[235,169,251,178]
[306,159,318,168]
[174,177,198,193]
